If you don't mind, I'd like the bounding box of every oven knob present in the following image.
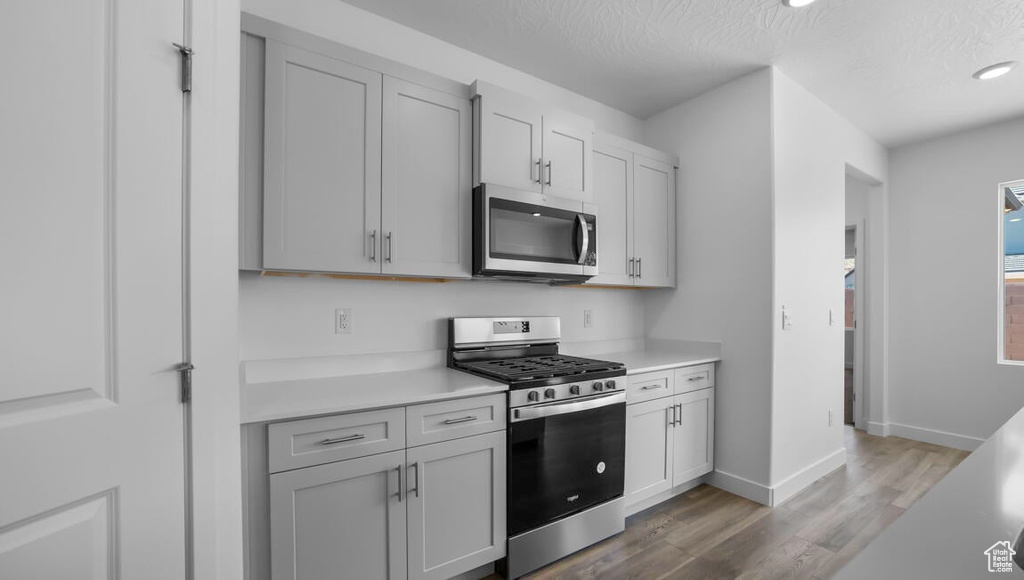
[592,381,604,392]
[544,388,557,399]
[569,385,581,395]
[606,380,616,390]
[527,391,540,402]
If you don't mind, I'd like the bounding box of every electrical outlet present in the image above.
[828,408,834,427]
[583,309,593,329]
[335,308,352,335]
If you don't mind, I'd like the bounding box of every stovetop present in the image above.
[453,354,625,390]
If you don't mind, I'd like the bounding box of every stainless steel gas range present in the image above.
[448,317,627,579]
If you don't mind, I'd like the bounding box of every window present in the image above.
[1002,180,1024,362]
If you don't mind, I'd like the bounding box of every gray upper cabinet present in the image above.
[589,136,677,288]
[270,450,408,580]
[262,40,383,273]
[472,81,594,203]
[240,21,473,279]
[633,154,676,288]
[590,143,633,286]
[381,76,472,278]
[406,431,506,580]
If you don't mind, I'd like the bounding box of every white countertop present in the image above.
[836,405,1024,578]
[568,340,721,375]
[241,367,507,424]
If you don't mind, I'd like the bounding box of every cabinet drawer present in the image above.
[406,394,506,447]
[626,370,674,404]
[675,364,715,394]
[268,408,406,473]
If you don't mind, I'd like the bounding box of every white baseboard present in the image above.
[867,421,890,437]
[624,476,708,517]
[708,469,772,506]
[771,448,847,506]
[887,422,983,452]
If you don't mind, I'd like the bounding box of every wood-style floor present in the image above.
[503,426,970,580]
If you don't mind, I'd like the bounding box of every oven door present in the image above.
[474,183,597,279]
[508,391,625,535]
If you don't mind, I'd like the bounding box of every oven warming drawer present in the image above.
[506,496,624,579]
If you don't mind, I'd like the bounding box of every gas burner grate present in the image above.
[458,354,623,382]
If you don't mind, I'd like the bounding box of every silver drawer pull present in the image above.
[641,384,663,390]
[688,376,705,382]
[320,433,365,446]
[443,415,478,425]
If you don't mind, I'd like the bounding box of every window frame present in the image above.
[998,178,1024,366]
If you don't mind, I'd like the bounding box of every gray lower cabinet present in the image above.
[261,397,507,580]
[270,450,408,580]
[406,431,507,580]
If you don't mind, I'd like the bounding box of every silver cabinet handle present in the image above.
[668,404,676,427]
[628,258,635,278]
[637,258,642,279]
[386,231,393,263]
[676,403,683,426]
[408,462,420,498]
[545,160,552,186]
[641,384,662,391]
[443,415,478,425]
[369,230,377,262]
[534,158,542,184]
[394,465,403,502]
[688,376,705,382]
[320,433,364,446]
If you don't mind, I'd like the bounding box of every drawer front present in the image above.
[268,408,406,473]
[675,364,715,394]
[406,394,507,447]
[626,370,674,404]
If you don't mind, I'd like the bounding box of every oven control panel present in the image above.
[509,376,624,408]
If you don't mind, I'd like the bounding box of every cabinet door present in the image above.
[381,77,472,278]
[474,89,544,193]
[672,389,715,486]
[589,143,633,285]
[406,431,507,580]
[541,111,594,202]
[625,398,675,507]
[270,450,407,580]
[263,40,383,273]
[633,154,676,288]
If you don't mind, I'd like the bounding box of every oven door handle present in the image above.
[512,391,625,422]
[574,214,589,265]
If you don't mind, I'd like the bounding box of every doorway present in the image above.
[844,226,859,426]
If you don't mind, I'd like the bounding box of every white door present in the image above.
[633,155,676,288]
[475,90,544,193]
[541,111,594,203]
[270,451,408,580]
[0,1,187,578]
[381,77,472,278]
[589,143,633,286]
[263,40,383,273]
[672,389,715,485]
[624,398,675,506]
[406,432,506,580]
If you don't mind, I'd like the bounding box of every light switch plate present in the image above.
[782,306,794,330]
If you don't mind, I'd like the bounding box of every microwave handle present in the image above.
[575,214,589,265]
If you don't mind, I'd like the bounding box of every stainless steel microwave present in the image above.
[473,183,598,283]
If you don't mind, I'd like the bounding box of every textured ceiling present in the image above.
[341,0,1024,146]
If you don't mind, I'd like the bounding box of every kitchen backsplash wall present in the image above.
[239,273,646,360]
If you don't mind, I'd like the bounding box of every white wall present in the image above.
[888,116,1024,449]
[241,0,645,141]
[240,274,646,360]
[769,70,888,498]
[643,69,775,495]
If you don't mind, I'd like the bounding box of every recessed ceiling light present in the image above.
[973,61,1017,80]
[783,0,817,6]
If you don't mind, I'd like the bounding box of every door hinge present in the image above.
[176,362,195,404]
[173,43,194,93]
